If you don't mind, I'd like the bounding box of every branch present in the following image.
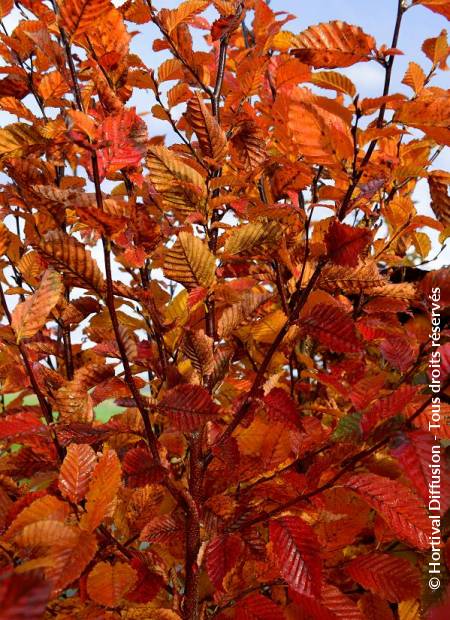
[337,0,407,220]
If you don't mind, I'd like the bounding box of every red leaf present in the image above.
[325,220,372,267]
[302,304,362,353]
[391,430,450,513]
[0,412,45,440]
[205,534,244,590]
[92,109,147,181]
[123,444,166,487]
[345,552,421,602]
[0,570,50,620]
[158,384,220,431]
[345,473,429,549]
[380,336,417,373]
[263,388,300,429]
[235,592,285,620]
[126,558,165,604]
[361,384,419,434]
[269,516,321,596]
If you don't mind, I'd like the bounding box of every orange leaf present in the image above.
[87,561,137,607]
[58,0,112,38]
[58,444,97,504]
[80,449,121,532]
[11,269,63,342]
[292,21,376,68]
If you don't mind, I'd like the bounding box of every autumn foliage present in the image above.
[0,0,450,618]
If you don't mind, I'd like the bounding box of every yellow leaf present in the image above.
[250,309,287,344]
[87,561,137,607]
[11,269,63,343]
[147,145,207,215]
[0,122,45,158]
[398,599,421,620]
[223,221,281,256]
[163,232,216,290]
[311,70,356,98]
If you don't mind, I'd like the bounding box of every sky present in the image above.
[0,0,449,267]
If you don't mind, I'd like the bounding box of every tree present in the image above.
[0,0,449,618]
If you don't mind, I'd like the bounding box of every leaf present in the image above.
[288,99,353,165]
[0,0,13,18]
[263,388,300,429]
[41,529,98,593]
[182,329,214,376]
[402,62,426,95]
[58,443,97,504]
[7,495,70,539]
[269,516,321,596]
[15,520,78,550]
[218,288,272,339]
[223,221,281,256]
[186,93,227,166]
[292,21,376,68]
[325,220,373,267]
[391,430,450,512]
[361,385,419,433]
[80,449,121,532]
[147,145,207,215]
[429,170,450,228]
[422,29,449,70]
[205,534,244,590]
[94,109,148,182]
[37,230,106,294]
[37,71,69,104]
[140,515,179,543]
[235,593,286,620]
[321,583,365,619]
[344,474,429,549]
[380,336,417,373]
[0,571,51,620]
[395,92,450,146]
[158,384,219,431]
[58,0,112,38]
[398,600,421,620]
[346,552,421,602]
[0,412,45,440]
[163,232,216,290]
[160,0,210,33]
[11,269,63,342]
[311,70,357,97]
[301,303,362,353]
[414,0,450,20]
[0,122,45,158]
[87,561,138,607]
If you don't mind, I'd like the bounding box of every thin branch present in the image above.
[337,0,406,220]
